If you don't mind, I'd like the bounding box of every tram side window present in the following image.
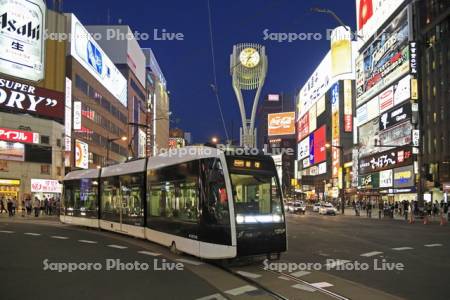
[63,182,75,215]
[101,176,121,222]
[119,173,144,226]
[76,178,98,218]
[200,158,230,224]
[148,161,199,223]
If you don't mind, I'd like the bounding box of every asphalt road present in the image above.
[0,220,221,300]
[1,213,449,300]
[283,212,450,300]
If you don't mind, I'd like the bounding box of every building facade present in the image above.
[0,6,66,201]
[418,0,450,203]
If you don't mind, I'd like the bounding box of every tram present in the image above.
[61,146,287,259]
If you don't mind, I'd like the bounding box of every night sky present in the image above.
[63,0,356,143]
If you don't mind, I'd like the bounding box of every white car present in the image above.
[313,203,321,212]
[286,201,306,214]
[319,203,337,215]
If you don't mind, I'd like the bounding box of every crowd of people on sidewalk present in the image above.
[0,196,60,218]
[350,199,449,220]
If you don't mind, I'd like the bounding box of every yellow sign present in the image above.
[0,179,20,185]
[411,78,418,100]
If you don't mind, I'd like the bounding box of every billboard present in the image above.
[356,0,407,41]
[0,0,46,82]
[331,83,340,178]
[356,95,380,126]
[68,14,128,107]
[358,173,380,189]
[268,112,295,136]
[356,8,410,107]
[0,141,24,161]
[359,147,413,174]
[31,179,62,193]
[297,113,309,142]
[313,125,327,164]
[0,128,39,144]
[393,165,415,188]
[75,139,89,169]
[379,102,411,131]
[343,80,353,132]
[0,76,65,121]
[379,169,393,188]
[73,101,82,130]
[331,27,353,77]
[379,121,412,147]
[358,118,380,157]
[298,137,309,160]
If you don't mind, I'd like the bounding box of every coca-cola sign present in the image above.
[0,0,46,81]
[0,77,64,122]
[268,112,295,136]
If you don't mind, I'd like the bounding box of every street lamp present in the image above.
[106,136,127,167]
[325,143,345,215]
[211,136,219,144]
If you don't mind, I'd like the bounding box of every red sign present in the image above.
[313,125,326,164]
[358,0,373,29]
[0,127,39,144]
[297,113,309,142]
[0,77,65,122]
[344,115,353,132]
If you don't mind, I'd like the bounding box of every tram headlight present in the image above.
[236,215,245,224]
[272,214,282,223]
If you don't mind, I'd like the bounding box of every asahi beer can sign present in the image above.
[0,0,46,82]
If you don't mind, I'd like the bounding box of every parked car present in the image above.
[286,201,306,214]
[319,203,337,215]
[313,203,321,212]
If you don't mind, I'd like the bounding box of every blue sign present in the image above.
[309,134,315,165]
[331,82,339,109]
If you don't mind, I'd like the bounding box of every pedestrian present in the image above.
[11,197,16,216]
[0,197,6,214]
[21,200,25,217]
[403,200,409,221]
[7,198,13,217]
[44,197,49,215]
[33,197,40,217]
[378,201,383,219]
[25,198,32,216]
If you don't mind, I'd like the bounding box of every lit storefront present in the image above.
[0,179,21,199]
[30,179,62,201]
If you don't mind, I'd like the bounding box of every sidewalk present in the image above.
[340,207,446,223]
[0,212,60,222]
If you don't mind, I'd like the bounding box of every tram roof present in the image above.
[64,168,100,181]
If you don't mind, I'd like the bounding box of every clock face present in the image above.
[239,47,260,68]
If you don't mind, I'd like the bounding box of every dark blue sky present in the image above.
[63,0,356,143]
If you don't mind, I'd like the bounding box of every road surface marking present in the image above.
[224,285,258,296]
[325,259,350,269]
[236,271,262,279]
[291,270,311,277]
[138,250,161,257]
[0,230,14,233]
[392,247,413,251]
[195,293,227,300]
[51,236,69,239]
[278,276,290,281]
[78,239,97,244]
[292,284,317,292]
[24,232,41,236]
[176,258,204,266]
[107,244,127,249]
[360,251,383,257]
[310,282,334,288]
[424,244,442,247]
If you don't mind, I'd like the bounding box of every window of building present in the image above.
[0,160,8,171]
[41,135,50,145]
[41,165,50,175]
[75,75,89,95]
[56,139,61,147]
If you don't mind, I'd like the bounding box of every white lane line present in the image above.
[290,270,311,278]
[24,232,41,236]
[310,282,334,288]
[425,244,442,247]
[224,285,258,296]
[195,293,227,300]
[0,230,14,233]
[325,259,350,269]
[278,276,291,281]
[360,251,383,257]
[107,244,127,249]
[51,236,69,240]
[292,283,317,292]
[138,250,161,257]
[176,258,204,266]
[392,247,413,251]
[236,270,262,279]
[78,239,97,244]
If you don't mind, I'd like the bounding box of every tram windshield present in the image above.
[227,157,283,224]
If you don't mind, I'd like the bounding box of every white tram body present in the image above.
[61,146,287,259]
